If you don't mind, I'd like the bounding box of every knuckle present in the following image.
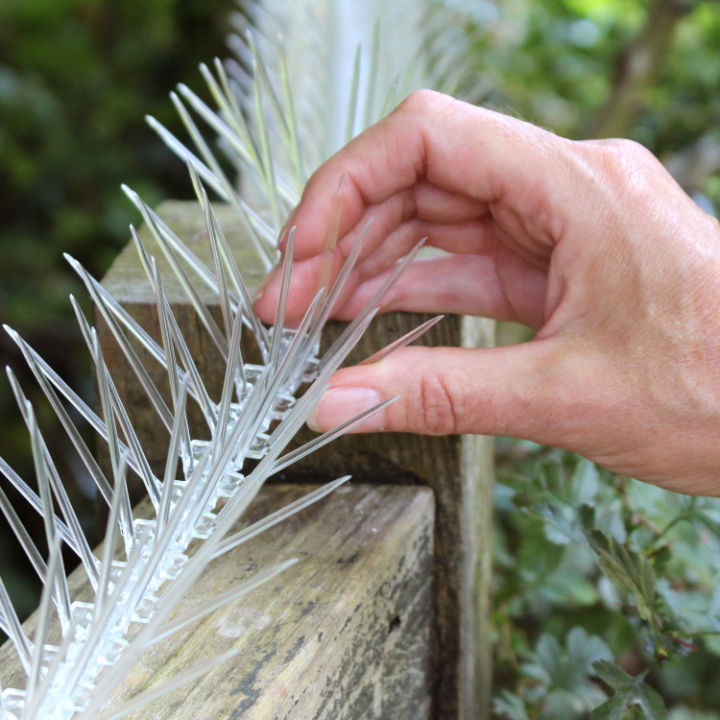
[598,138,658,172]
[705,211,720,239]
[598,137,646,155]
[416,372,460,435]
[590,138,661,198]
[396,88,443,116]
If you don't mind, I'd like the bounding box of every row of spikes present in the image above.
[0,5,459,713]
[0,180,438,719]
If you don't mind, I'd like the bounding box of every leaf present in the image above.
[578,503,596,531]
[566,627,613,675]
[494,690,531,720]
[633,684,667,720]
[591,661,667,720]
[518,515,566,582]
[535,633,562,680]
[542,687,605,719]
[570,457,601,506]
[586,530,657,622]
[694,511,720,538]
[533,628,611,692]
[590,693,628,720]
[593,660,635,690]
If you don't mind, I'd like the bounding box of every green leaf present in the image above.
[532,629,611,693]
[591,661,667,720]
[566,627,613,675]
[518,515,566,582]
[578,503,596,531]
[542,688,600,719]
[590,693,628,720]
[634,684,667,720]
[593,660,635,690]
[586,530,657,622]
[494,690,531,720]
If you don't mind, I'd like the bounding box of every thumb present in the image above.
[308,340,581,444]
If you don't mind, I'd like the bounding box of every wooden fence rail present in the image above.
[1,201,495,719]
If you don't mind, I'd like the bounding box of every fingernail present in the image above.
[253,276,269,303]
[278,206,299,248]
[254,281,267,303]
[253,264,279,304]
[308,387,384,432]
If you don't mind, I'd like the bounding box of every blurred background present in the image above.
[1,0,719,716]
[0,0,236,619]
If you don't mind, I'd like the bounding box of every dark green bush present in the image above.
[462,2,720,716]
[0,0,234,619]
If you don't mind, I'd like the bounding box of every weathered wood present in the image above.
[0,483,435,719]
[284,314,495,720]
[98,200,495,719]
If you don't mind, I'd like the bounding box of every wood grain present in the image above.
[0,484,434,720]
[96,200,495,718]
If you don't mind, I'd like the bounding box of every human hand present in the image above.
[254,90,720,496]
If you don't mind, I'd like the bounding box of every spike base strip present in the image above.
[1,319,323,719]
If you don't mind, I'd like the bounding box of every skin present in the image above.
[254,90,720,497]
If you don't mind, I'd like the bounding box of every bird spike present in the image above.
[0,3,466,717]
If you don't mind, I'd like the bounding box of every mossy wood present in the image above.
[0,484,434,719]
[98,200,495,719]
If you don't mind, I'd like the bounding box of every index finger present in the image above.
[287,89,571,262]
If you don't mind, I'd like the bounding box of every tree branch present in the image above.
[586,0,699,139]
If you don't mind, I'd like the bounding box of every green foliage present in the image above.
[495,626,611,718]
[461,3,720,716]
[585,531,657,625]
[0,0,234,625]
[494,444,720,718]
[459,0,720,206]
[462,0,636,130]
[591,661,666,720]
[0,0,233,331]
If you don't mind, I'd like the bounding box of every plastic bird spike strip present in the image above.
[0,0,473,716]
